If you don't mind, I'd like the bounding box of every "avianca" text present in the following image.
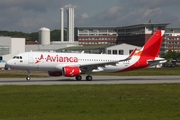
[46,55,78,62]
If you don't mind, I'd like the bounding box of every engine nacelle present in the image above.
[48,71,63,76]
[62,66,80,77]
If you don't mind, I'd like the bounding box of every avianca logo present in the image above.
[35,54,78,64]
[69,69,75,76]
[35,54,43,64]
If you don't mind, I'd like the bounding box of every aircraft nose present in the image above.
[6,59,14,67]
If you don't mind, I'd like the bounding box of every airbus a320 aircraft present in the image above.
[7,30,166,81]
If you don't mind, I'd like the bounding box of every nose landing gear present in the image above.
[26,70,31,81]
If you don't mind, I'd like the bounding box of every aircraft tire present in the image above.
[26,76,31,81]
[86,75,92,81]
[75,76,82,81]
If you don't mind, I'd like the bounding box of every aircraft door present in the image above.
[28,52,34,64]
[28,52,40,69]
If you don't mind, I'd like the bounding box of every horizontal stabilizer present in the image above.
[147,58,167,66]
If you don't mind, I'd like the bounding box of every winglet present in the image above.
[129,48,137,58]
[119,48,137,62]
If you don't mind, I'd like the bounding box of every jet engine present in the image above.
[48,71,63,76]
[62,66,80,77]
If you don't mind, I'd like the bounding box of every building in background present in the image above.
[117,23,168,55]
[39,27,50,45]
[75,23,168,55]
[0,37,25,67]
[66,7,74,42]
[60,8,64,42]
[165,28,180,53]
[0,37,25,56]
[116,23,168,46]
[75,23,168,46]
[75,26,118,46]
[106,43,141,55]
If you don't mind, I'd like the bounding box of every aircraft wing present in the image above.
[78,48,137,72]
[118,48,137,62]
[55,48,137,72]
[80,48,136,66]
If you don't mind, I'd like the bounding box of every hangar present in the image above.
[0,36,25,67]
[106,43,141,55]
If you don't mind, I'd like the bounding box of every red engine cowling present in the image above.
[63,66,80,77]
[48,71,63,76]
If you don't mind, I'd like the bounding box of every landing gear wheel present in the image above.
[26,76,31,81]
[26,70,31,81]
[86,75,92,81]
[75,76,82,81]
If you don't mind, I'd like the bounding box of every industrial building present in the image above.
[25,27,78,52]
[165,28,180,52]
[0,37,25,67]
[60,7,75,43]
[106,43,141,55]
[74,23,168,55]
[75,23,168,46]
[67,7,74,42]
[74,26,118,46]
[38,27,50,45]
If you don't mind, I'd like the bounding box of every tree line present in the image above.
[0,29,67,41]
[162,50,180,60]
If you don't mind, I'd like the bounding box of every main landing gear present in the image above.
[86,75,92,81]
[75,75,93,81]
[26,70,31,81]
[25,70,93,81]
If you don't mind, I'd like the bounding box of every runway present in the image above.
[0,76,180,85]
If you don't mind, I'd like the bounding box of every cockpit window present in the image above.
[13,56,23,59]
[13,56,16,59]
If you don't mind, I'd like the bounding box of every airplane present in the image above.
[6,30,166,81]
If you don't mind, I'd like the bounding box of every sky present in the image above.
[0,0,180,33]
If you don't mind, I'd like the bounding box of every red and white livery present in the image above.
[7,30,166,81]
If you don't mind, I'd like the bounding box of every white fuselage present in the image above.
[7,52,140,72]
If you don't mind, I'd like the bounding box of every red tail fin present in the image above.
[135,30,165,57]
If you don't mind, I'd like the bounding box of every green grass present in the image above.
[0,84,180,120]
